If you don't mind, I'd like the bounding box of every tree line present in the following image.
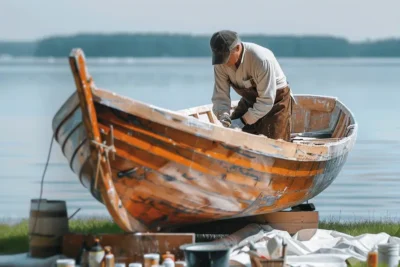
[1,34,399,57]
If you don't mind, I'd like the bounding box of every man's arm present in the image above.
[241,60,276,125]
[211,65,231,120]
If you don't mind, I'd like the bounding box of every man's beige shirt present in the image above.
[211,42,288,125]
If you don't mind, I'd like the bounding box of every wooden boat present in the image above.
[52,49,357,232]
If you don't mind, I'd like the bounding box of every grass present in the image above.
[320,219,400,237]
[1,217,400,261]
[0,216,122,255]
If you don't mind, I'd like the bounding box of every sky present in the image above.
[1,0,399,42]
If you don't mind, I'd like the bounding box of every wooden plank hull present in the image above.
[52,49,358,232]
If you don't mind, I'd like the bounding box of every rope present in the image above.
[91,140,116,154]
[68,208,81,220]
[94,150,102,190]
[91,139,116,190]
[29,132,55,240]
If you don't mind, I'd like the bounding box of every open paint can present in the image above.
[180,242,232,267]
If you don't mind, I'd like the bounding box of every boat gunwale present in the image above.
[91,87,357,162]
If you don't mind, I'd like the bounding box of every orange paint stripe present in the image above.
[114,149,161,172]
[99,115,324,177]
[101,124,219,176]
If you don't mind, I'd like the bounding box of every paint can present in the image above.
[162,258,175,267]
[162,251,175,262]
[105,254,115,267]
[174,261,186,267]
[56,259,75,267]
[378,243,399,267]
[144,253,160,267]
[180,242,231,267]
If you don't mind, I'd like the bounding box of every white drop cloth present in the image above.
[0,253,66,267]
[229,228,400,267]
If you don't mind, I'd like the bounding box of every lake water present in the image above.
[0,57,399,223]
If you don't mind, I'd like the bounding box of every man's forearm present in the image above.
[211,66,231,119]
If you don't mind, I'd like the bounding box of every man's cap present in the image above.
[210,30,241,65]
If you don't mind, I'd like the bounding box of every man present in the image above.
[210,30,293,141]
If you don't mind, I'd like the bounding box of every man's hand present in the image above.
[240,117,257,133]
[219,113,232,128]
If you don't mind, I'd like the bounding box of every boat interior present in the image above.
[178,95,357,145]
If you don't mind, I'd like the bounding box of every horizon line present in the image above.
[1,31,400,43]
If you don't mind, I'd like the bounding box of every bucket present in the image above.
[180,242,232,267]
[378,243,399,267]
[28,199,69,258]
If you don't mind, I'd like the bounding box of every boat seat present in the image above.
[291,131,332,139]
[290,131,338,144]
[291,137,341,145]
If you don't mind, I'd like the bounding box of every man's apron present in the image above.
[230,85,293,142]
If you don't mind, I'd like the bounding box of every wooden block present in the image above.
[167,211,319,237]
[268,222,318,235]
[62,232,195,265]
[260,211,319,223]
[249,253,287,267]
[247,211,319,234]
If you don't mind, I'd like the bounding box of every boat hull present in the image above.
[53,92,352,230]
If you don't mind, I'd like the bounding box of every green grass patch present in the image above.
[0,220,30,255]
[0,216,121,255]
[68,217,123,235]
[1,217,400,258]
[319,219,400,237]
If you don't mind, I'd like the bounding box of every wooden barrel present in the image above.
[28,199,69,258]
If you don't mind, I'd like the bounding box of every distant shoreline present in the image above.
[1,33,400,58]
